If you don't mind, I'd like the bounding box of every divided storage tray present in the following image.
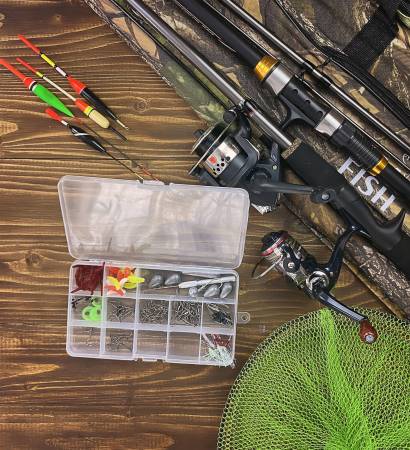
[59,175,250,367]
[68,263,238,366]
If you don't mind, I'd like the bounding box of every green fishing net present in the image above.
[218,309,410,450]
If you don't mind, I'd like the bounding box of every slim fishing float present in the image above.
[45,108,142,180]
[16,56,156,180]
[0,58,73,117]
[74,119,158,181]
[16,57,126,141]
[19,34,128,130]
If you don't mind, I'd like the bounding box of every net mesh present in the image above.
[218,309,410,450]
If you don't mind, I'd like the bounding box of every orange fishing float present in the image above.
[17,58,110,130]
[0,58,73,117]
[18,34,129,130]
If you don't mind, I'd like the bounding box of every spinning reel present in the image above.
[189,109,335,210]
[252,223,378,344]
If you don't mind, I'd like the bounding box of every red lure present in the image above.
[71,264,105,295]
[108,266,135,280]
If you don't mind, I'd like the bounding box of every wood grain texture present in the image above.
[0,1,383,449]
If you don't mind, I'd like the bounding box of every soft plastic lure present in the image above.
[71,264,104,295]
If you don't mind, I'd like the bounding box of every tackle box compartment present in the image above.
[59,176,250,366]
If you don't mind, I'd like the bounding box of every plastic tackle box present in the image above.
[59,176,250,366]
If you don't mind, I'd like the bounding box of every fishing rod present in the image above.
[127,0,410,279]
[125,0,337,210]
[16,58,126,141]
[109,0,377,326]
[217,0,410,165]
[113,0,330,208]
[18,34,129,131]
[273,0,410,132]
[173,0,410,206]
[128,0,410,277]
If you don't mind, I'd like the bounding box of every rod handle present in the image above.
[175,0,263,67]
[283,141,410,277]
[332,121,410,204]
[18,34,41,55]
[380,165,410,207]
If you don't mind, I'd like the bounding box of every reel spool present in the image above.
[252,230,378,344]
[190,110,280,208]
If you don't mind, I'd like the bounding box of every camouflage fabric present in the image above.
[85,0,226,124]
[84,0,410,315]
[274,0,410,109]
[261,0,410,167]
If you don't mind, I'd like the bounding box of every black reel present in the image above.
[189,109,335,209]
[252,226,378,344]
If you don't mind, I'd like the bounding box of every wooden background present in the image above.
[0,1,383,449]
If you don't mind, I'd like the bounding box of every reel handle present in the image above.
[315,290,377,344]
[253,229,378,342]
[249,173,335,204]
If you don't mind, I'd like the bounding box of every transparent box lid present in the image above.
[58,176,250,268]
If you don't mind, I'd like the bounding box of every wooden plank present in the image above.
[0,1,382,449]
